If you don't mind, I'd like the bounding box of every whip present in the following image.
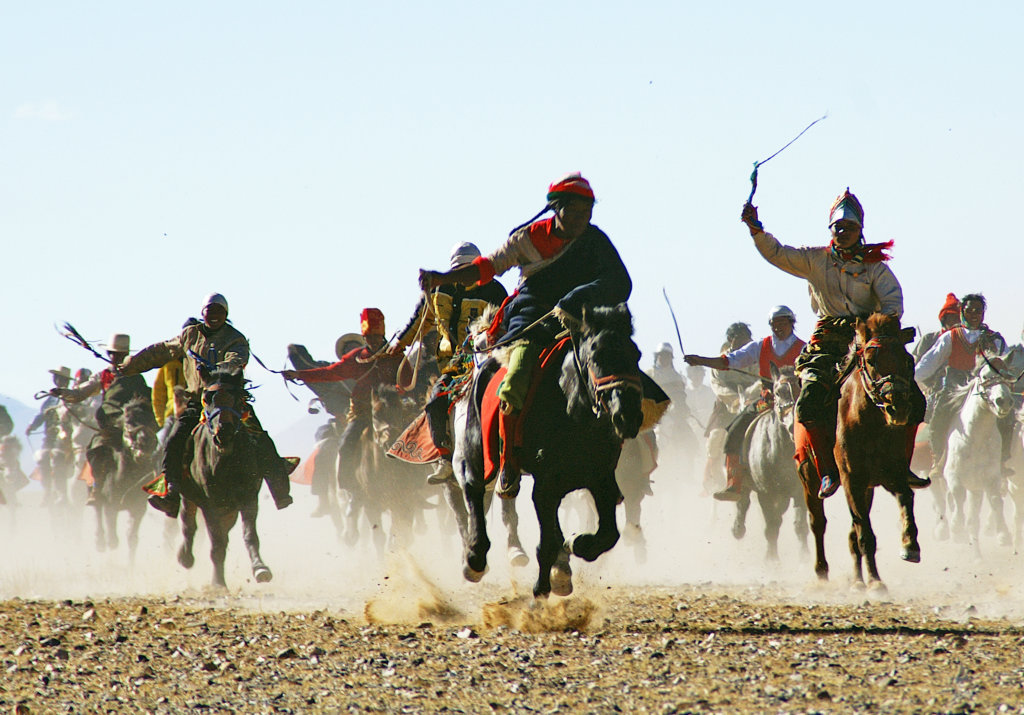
[747,114,828,204]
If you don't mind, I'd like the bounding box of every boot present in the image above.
[804,422,840,499]
[496,403,521,499]
[904,424,931,489]
[427,460,455,485]
[713,454,747,502]
[148,480,180,519]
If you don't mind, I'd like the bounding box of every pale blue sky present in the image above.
[3,2,1022,434]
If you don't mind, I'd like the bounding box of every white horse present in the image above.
[940,362,1015,551]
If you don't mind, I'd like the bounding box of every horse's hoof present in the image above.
[868,580,889,595]
[550,566,573,597]
[901,545,921,563]
[508,546,529,568]
[462,564,488,583]
[253,566,273,583]
[177,547,195,570]
[732,525,746,540]
[850,580,867,592]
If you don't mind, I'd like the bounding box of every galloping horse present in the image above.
[346,385,429,554]
[456,303,645,597]
[798,314,921,588]
[734,365,808,561]
[94,396,159,561]
[938,361,1015,550]
[177,367,272,588]
[836,313,921,589]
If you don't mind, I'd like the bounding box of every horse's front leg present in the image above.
[985,488,1012,548]
[127,503,145,568]
[930,472,950,541]
[104,503,120,551]
[846,484,882,589]
[732,490,751,541]
[203,509,237,589]
[241,504,272,583]
[460,463,490,581]
[950,482,968,543]
[94,501,108,552]
[532,481,566,598]
[893,485,921,563]
[798,462,829,580]
[500,495,529,568]
[568,474,620,562]
[759,493,783,562]
[178,499,198,570]
[966,490,984,555]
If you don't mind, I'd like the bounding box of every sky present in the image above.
[3,1,1023,436]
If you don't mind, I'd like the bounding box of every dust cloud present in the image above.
[3,440,1024,628]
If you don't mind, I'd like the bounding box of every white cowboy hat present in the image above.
[48,366,72,380]
[335,333,365,360]
[107,334,130,353]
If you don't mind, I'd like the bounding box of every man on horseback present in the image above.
[51,335,153,506]
[914,293,1011,477]
[282,308,412,494]
[686,305,806,500]
[389,242,508,485]
[120,293,295,518]
[741,189,928,498]
[416,172,632,498]
[27,368,75,500]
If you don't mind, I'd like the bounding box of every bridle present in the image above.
[201,384,247,432]
[569,332,643,418]
[855,337,912,419]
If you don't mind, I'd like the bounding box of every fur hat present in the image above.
[938,293,960,323]
[360,308,386,337]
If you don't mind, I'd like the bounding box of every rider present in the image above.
[685,305,805,501]
[742,189,928,498]
[389,242,508,484]
[282,308,412,494]
[913,294,962,395]
[52,335,153,506]
[27,367,75,504]
[914,293,1010,477]
[416,172,632,498]
[120,293,295,518]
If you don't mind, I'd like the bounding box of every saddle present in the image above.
[480,337,573,482]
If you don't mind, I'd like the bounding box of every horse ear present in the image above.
[899,327,916,345]
[769,362,780,381]
[854,318,869,346]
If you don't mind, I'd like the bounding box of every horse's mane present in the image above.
[581,304,635,338]
[121,395,158,428]
[204,366,246,391]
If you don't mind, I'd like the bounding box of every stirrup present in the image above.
[496,467,520,499]
[818,473,841,499]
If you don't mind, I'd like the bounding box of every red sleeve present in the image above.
[473,255,495,285]
[294,349,369,383]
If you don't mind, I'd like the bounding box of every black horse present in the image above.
[177,367,271,588]
[94,396,160,561]
[456,303,645,597]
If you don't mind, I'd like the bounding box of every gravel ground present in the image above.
[3,586,1024,714]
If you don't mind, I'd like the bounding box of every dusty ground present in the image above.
[3,586,1024,714]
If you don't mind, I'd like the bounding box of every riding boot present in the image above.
[148,477,180,519]
[713,454,746,502]
[496,403,521,499]
[804,421,840,498]
[904,423,931,489]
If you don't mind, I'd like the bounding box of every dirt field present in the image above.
[4,458,1024,713]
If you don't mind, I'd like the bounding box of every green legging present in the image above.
[497,341,543,411]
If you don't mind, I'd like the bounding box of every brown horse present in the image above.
[798,313,921,590]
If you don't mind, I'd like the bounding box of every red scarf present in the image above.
[829,239,894,264]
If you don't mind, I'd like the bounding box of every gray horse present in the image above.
[731,365,809,561]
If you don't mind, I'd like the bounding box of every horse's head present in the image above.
[972,360,1015,419]
[853,314,917,426]
[768,363,800,429]
[566,303,644,440]
[370,384,414,448]
[200,367,250,450]
[120,397,159,461]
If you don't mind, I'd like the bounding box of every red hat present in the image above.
[547,172,595,202]
[938,293,960,323]
[360,308,386,337]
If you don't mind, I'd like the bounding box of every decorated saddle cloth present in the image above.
[480,337,573,483]
[387,412,443,464]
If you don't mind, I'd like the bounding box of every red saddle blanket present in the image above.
[481,337,572,482]
[387,412,444,465]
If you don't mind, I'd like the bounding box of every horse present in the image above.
[176,367,272,588]
[93,396,159,561]
[614,431,659,563]
[732,364,808,561]
[833,313,922,590]
[455,303,645,598]
[936,361,1016,551]
[345,384,431,555]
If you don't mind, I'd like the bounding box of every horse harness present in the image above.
[567,330,644,419]
[851,336,913,416]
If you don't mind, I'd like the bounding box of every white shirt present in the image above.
[915,328,1006,382]
[724,333,802,371]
